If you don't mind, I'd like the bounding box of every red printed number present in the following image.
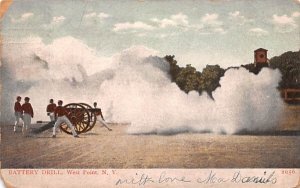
[281,170,295,175]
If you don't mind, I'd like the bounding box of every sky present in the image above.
[1,0,300,70]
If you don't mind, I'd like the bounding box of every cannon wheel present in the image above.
[79,103,97,132]
[59,103,90,135]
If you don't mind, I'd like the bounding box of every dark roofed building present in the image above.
[254,48,268,64]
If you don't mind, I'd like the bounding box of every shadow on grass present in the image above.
[235,129,300,136]
[130,129,300,136]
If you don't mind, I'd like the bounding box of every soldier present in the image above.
[21,97,34,134]
[93,102,112,131]
[46,99,56,122]
[13,96,23,132]
[52,100,79,138]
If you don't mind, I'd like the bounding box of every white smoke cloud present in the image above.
[213,68,283,134]
[3,36,113,81]
[1,36,115,122]
[1,36,284,134]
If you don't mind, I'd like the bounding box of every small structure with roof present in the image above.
[254,48,269,67]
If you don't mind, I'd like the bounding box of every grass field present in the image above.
[1,104,299,168]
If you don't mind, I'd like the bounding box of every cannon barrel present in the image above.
[33,103,102,135]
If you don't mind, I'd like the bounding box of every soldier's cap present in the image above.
[16,96,21,100]
[25,97,30,101]
[58,100,63,104]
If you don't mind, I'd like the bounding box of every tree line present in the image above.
[164,50,300,98]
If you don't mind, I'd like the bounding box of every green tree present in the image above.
[164,55,181,82]
[175,64,201,93]
[269,50,300,88]
[198,65,225,98]
[164,50,300,99]
[164,55,225,98]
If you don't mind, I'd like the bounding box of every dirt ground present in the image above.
[1,104,299,169]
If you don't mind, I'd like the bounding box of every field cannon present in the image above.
[35,103,103,135]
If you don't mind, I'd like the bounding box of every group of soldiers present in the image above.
[14,96,34,134]
[14,96,112,138]
[46,99,79,138]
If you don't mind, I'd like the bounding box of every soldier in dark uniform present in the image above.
[14,96,23,132]
[93,102,112,131]
[52,100,78,138]
[46,99,56,122]
[21,97,34,134]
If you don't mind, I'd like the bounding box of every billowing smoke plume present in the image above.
[1,36,284,134]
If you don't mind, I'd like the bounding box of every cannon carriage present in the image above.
[34,102,108,135]
[59,103,102,135]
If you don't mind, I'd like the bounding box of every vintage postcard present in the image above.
[0,0,299,187]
